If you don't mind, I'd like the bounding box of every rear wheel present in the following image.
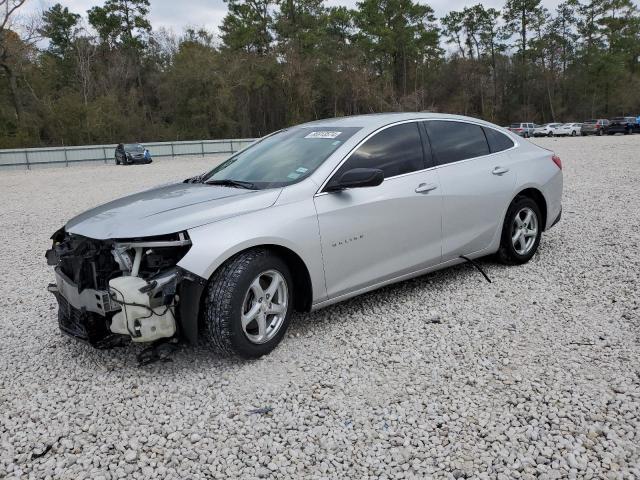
[571,131,577,136]
[497,197,543,265]
[202,249,293,358]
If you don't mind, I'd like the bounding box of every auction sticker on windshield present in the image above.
[305,131,342,139]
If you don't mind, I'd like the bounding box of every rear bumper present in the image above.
[548,206,562,230]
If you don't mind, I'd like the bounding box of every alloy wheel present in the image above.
[241,270,288,344]
[511,207,538,255]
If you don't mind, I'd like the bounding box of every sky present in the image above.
[21,0,565,36]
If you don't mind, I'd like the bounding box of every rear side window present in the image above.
[331,122,425,180]
[425,121,490,165]
[483,127,515,153]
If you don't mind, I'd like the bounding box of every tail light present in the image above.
[551,154,562,170]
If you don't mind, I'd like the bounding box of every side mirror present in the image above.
[325,168,384,192]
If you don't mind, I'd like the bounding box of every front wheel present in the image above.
[497,197,543,265]
[202,249,293,358]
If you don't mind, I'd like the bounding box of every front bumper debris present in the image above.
[51,267,119,316]
[49,283,125,348]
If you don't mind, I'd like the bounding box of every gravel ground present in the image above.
[0,137,639,480]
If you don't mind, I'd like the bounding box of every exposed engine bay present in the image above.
[46,229,204,348]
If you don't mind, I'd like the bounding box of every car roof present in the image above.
[299,112,502,131]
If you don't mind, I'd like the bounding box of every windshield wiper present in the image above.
[205,179,257,190]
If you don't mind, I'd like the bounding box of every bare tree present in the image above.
[1,0,28,121]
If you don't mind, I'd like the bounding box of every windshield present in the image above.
[203,126,361,189]
[124,144,144,152]
[510,124,522,128]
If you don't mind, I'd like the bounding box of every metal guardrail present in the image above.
[0,138,257,170]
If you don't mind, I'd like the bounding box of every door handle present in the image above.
[492,166,509,175]
[415,183,438,193]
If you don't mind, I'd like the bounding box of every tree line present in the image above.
[0,0,638,148]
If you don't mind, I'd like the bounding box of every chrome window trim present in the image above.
[314,118,519,196]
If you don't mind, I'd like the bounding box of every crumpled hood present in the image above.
[65,182,281,239]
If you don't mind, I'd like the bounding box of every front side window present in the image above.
[425,121,490,165]
[327,122,425,185]
[204,126,360,189]
[483,127,515,153]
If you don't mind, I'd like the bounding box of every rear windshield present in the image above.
[510,123,522,128]
[203,126,361,189]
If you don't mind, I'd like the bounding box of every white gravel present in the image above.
[0,137,639,479]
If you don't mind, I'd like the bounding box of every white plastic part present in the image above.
[109,276,176,342]
[131,247,143,277]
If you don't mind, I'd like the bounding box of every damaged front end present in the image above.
[46,228,205,348]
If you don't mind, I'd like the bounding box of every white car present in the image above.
[46,113,563,358]
[552,123,582,137]
[533,123,563,137]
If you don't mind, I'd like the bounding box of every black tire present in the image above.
[571,131,576,137]
[547,132,553,137]
[202,248,294,358]
[497,196,543,265]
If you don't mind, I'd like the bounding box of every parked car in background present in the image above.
[46,113,562,358]
[580,119,609,136]
[552,123,582,136]
[606,117,640,135]
[115,143,152,165]
[508,123,535,137]
[533,123,563,137]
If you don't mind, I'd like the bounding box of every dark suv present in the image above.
[606,117,639,135]
[580,119,609,136]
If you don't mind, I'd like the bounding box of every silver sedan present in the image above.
[47,113,563,358]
